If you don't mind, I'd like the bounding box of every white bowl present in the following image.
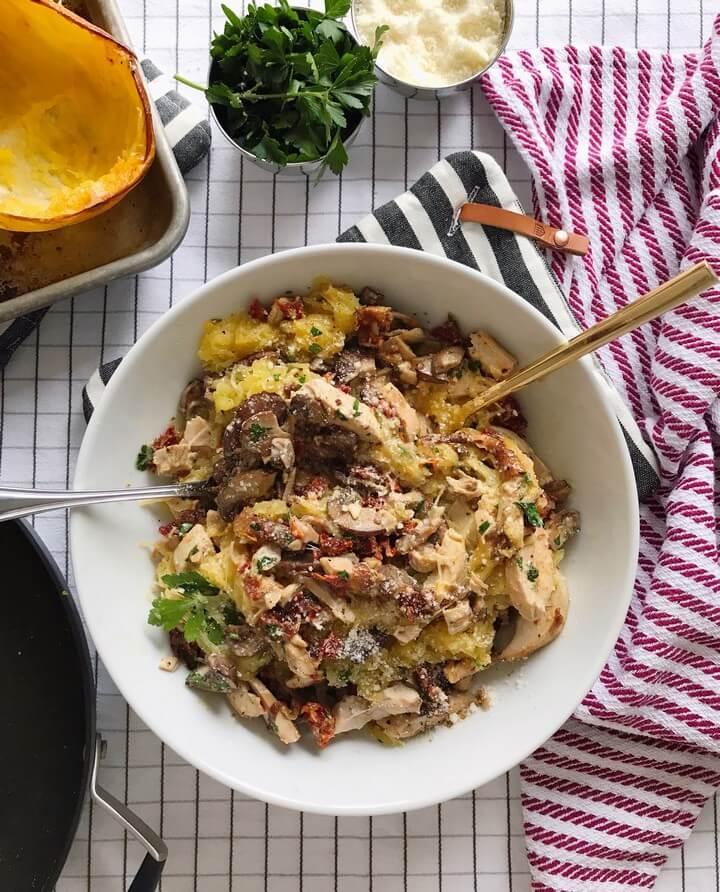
[72,243,638,815]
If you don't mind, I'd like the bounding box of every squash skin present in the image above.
[0,0,155,232]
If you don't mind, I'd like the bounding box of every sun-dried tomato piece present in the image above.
[356,305,393,347]
[309,631,344,661]
[244,573,264,602]
[261,591,324,639]
[296,475,330,498]
[248,298,269,321]
[318,531,354,556]
[274,296,305,320]
[431,316,464,345]
[300,702,336,748]
[152,425,180,449]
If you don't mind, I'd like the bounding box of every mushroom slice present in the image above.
[468,331,517,380]
[505,529,557,621]
[497,578,568,661]
[546,510,581,551]
[247,678,301,745]
[333,684,422,735]
[432,346,465,376]
[227,682,265,718]
[377,335,418,385]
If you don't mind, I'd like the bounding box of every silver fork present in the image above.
[0,481,210,523]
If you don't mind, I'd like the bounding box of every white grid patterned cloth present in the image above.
[2,0,713,889]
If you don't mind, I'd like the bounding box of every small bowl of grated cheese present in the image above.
[350,0,512,99]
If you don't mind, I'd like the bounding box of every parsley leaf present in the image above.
[352,398,361,418]
[516,501,544,528]
[310,326,323,336]
[526,563,539,583]
[249,421,268,441]
[135,444,154,471]
[149,572,227,652]
[176,0,385,176]
[478,520,490,536]
[309,343,322,354]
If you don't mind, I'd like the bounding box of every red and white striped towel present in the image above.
[482,16,720,891]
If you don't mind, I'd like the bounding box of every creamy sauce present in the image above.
[355,0,506,88]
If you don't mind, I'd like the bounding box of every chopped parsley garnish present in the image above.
[478,520,490,536]
[521,472,531,486]
[352,398,361,418]
[256,555,278,572]
[335,409,347,420]
[178,522,193,537]
[526,563,539,583]
[515,556,523,569]
[337,570,350,581]
[310,326,323,337]
[298,374,307,383]
[249,422,268,442]
[135,444,154,471]
[149,572,226,652]
[264,623,283,640]
[554,535,562,548]
[308,343,322,354]
[413,499,426,518]
[516,501,544,528]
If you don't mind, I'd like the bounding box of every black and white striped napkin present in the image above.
[83,150,660,500]
[0,60,210,368]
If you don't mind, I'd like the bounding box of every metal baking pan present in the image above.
[0,0,190,324]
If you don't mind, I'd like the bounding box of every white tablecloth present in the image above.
[8,0,713,888]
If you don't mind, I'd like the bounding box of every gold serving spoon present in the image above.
[460,261,718,420]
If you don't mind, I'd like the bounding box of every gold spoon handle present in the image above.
[462,261,718,418]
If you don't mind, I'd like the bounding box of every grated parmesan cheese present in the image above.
[354,0,506,87]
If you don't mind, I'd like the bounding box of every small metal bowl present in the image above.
[208,7,367,176]
[349,0,513,101]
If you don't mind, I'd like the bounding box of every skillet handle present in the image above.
[128,854,165,892]
[90,735,167,892]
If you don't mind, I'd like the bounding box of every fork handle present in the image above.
[0,484,201,523]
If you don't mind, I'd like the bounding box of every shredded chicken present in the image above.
[173,524,215,570]
[334,684,422,734]
[297,378,383,442]
[505,528,557,621]
[153,442,192,477]
[468,330,517,380]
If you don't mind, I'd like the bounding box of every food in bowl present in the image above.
[0,0,154,232]
[138,279,580,748]
[353,0,506,88]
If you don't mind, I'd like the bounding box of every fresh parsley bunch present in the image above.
[178,0,386,175]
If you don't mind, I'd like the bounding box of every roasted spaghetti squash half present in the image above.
[0,0,155,232]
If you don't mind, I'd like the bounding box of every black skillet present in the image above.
[0,520,167,891]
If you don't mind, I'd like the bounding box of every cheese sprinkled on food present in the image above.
[354,0,505,88]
